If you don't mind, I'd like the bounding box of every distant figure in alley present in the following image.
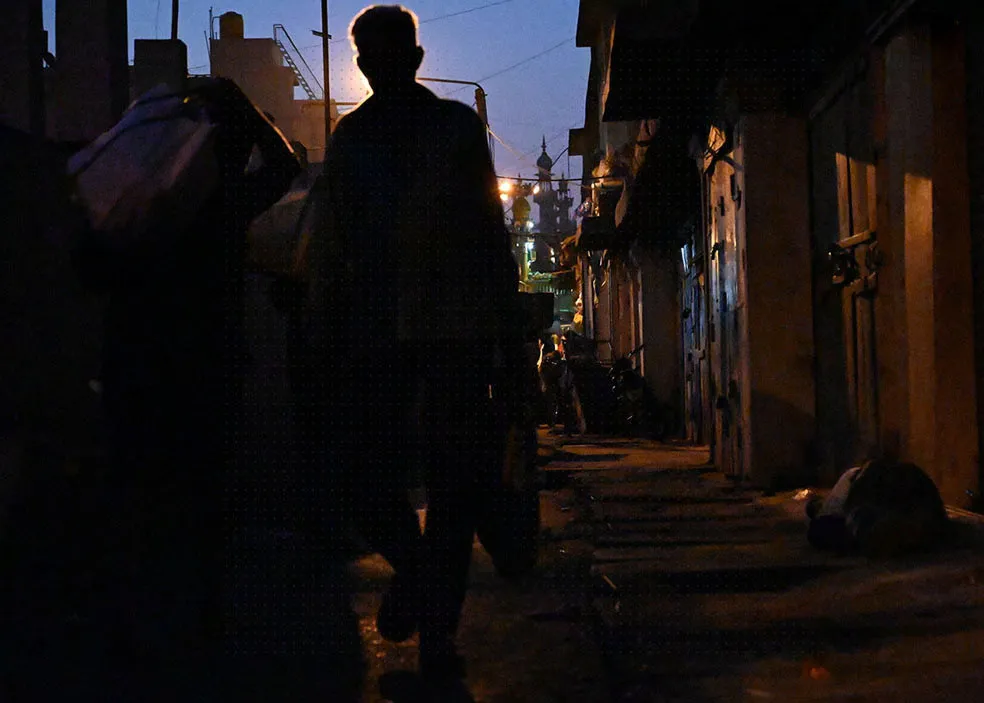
[302,4,525,699]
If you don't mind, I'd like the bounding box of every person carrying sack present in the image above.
[69,77,304,696]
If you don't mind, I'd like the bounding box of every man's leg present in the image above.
[417,466,479,675]
[342,455,423,581]
[331,363,424,642]
[416,347,504,678]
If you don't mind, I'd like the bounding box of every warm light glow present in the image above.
[836,152,878,235]
[500,193,509,202]
[708,125,727,154]
[533,184,540,195]
[351,56,374,96]
[499,180,513,194]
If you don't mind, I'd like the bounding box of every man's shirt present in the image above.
[308,83,518,347]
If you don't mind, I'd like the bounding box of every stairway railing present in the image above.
[272,23,324,101]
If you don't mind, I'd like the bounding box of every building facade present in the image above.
[209,11,339,161]
[570,0,984,509]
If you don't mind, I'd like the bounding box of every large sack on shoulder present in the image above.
[247,185,309,277]
[247,165,320,278]
[66,84,220,264]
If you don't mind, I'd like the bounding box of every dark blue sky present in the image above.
[43,0,590,181]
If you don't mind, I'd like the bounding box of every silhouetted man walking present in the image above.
[303,4,523,696]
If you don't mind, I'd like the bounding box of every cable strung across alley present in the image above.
[443,35,576,96]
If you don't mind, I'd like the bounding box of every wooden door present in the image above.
[811,68,881,476]
[708,158,743,477]
[681,239,707,444]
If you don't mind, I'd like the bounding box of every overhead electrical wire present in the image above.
[419,0,517,24]
[284,4,577,181]
[298,0,520,52]
[491,128,586,181]
[488,128,540,171]
[521,128,568,158]
[442,35,575,96]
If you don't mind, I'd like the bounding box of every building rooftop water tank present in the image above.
[219,12,244,40]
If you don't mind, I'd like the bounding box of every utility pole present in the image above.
[320,0,331,151]
[417,77,494,166]
[171,0,179,40]
[28,0,46,136]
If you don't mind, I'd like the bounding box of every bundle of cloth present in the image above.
[806,459,950,558]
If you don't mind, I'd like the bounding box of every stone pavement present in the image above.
[355,430,984,702]
[548,434,984,703]
[352,484,609,703]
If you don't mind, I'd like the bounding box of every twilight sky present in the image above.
[43,0,590,182]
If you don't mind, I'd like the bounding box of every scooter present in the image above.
[609,344,667,439]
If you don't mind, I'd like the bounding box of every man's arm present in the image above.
[190,77,301,220]
[449,104,532,412]
[303,122,360,365]
[242,110,302,220]
[452,106,519,301]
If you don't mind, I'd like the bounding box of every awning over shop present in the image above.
[577,215,616,251]
[569,127,593,158]
[601,4,721,125]
[568,145,699,256]
[614,121,699,249]
[599,1,844,125]
[575,180,625,251]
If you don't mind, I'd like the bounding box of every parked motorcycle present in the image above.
[609,344,667,440]
[538,336,585,434]
[560,331,614,434]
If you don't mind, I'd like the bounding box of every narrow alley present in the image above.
[358,431,984,702]
[8,2,984,700]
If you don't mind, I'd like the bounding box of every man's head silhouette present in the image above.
[350,5,424,92]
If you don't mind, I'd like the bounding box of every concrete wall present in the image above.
[0,133,107,460]
[638,249,682,426]
[292,99,339,162]
[614,262,639,359]
[132,39,187,98]
[48,0,128,141]
[210,37,298,129]
[880,24,979,507]
[594,262,614,361]
[930,23,978,508]
[965,19,984,511]
[0,0,43,133]
[740,114,816,488]
[870,44,910,470]
[210,37,336,160]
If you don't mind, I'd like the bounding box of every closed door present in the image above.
[709,159,743,478]
[811,70,881,474]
